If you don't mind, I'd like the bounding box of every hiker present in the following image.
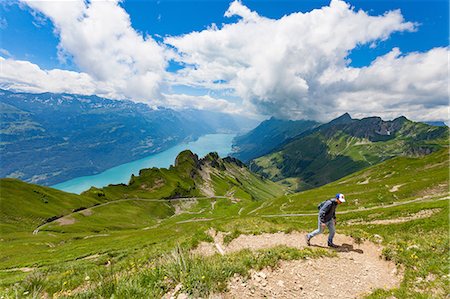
[306,193,346,248]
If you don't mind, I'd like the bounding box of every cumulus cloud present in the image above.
[0,57,250,115]
[161,93,244,114]
[166,0,447,121]
[313,47,449,121]
[224,0,260,22]
[0,57,117,97]
[1,0,447,121]
[21,0,167,101]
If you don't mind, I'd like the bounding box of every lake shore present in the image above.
[52,133,235,194]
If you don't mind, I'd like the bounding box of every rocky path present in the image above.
[192,231,401,299]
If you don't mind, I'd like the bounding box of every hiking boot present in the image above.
[328,243,339,248]
[305,235,311,246]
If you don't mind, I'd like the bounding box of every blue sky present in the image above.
[2,1,447,70]
[0,0,448,121]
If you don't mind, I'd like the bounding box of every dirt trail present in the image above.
[346,208,441,225]
[0,267,35,273]
[356,177,370,185]
[55,216,76,225]
[32,196,228,234]
[80,209,93,216]
[175,218,213,224]
[389,184,405,192]
[223,247,399,298]
[83,234,110,239]
[192,231,401,299]
[262,195,449,218]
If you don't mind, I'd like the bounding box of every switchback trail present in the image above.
[260,195,449,218]
[32,195,449,234]
[32,196,229,234]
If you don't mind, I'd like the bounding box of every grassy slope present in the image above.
[81,150,204,201]
[232,118,319,162]
[254,148,449,215]
[0,149,448,298]
[209,160,285,201]
[0,151,285,267]
[0,179,103,233]
[43,200,174,234]
[81,151,284,202]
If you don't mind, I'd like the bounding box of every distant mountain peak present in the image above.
[329,113,353,125]
[250,112,449,192]
[393,115,409,123]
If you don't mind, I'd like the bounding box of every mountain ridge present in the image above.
[249,113,449,191]
[0,89,258,186]
[231,117,320,162]
[82,150,285,202]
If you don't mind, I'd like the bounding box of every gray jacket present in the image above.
[319,199,338,223]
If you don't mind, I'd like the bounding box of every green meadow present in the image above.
[0,149,448,298]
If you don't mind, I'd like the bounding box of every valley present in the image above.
[0,148,448,298]
[0,89,257,186]
[2,1,448,298]
[246,114,448,191]
[52,133,236,194]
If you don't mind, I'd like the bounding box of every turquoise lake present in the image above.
[52,133,235,194]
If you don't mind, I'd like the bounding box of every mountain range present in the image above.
[0,89,258,186]
[232,117,320,162]
[246,113,448,191]
[0,103,448,298]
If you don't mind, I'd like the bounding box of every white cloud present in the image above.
[165,0,447,121]
[1,0,447,122]
[321,47,448,121]
[21,0,167,101]
[0,57,117,97]
[353,48,447,102]
[161,93,244,115]
[224,0,260,22]
[0,56,254,116]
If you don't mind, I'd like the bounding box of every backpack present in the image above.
[317,200,329,210]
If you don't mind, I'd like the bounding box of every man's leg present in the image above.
[326,219,336,245]
[307,216,324,240]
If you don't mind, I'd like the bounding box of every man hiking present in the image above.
[306,193,346,248]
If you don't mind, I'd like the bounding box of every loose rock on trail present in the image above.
[192,230,401,298]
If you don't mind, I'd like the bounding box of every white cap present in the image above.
[336,193,346,202]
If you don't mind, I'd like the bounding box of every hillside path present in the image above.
[191,231,401,299]
[33,195,448,234]
[32,196,229,234]
[260,195,449,218]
